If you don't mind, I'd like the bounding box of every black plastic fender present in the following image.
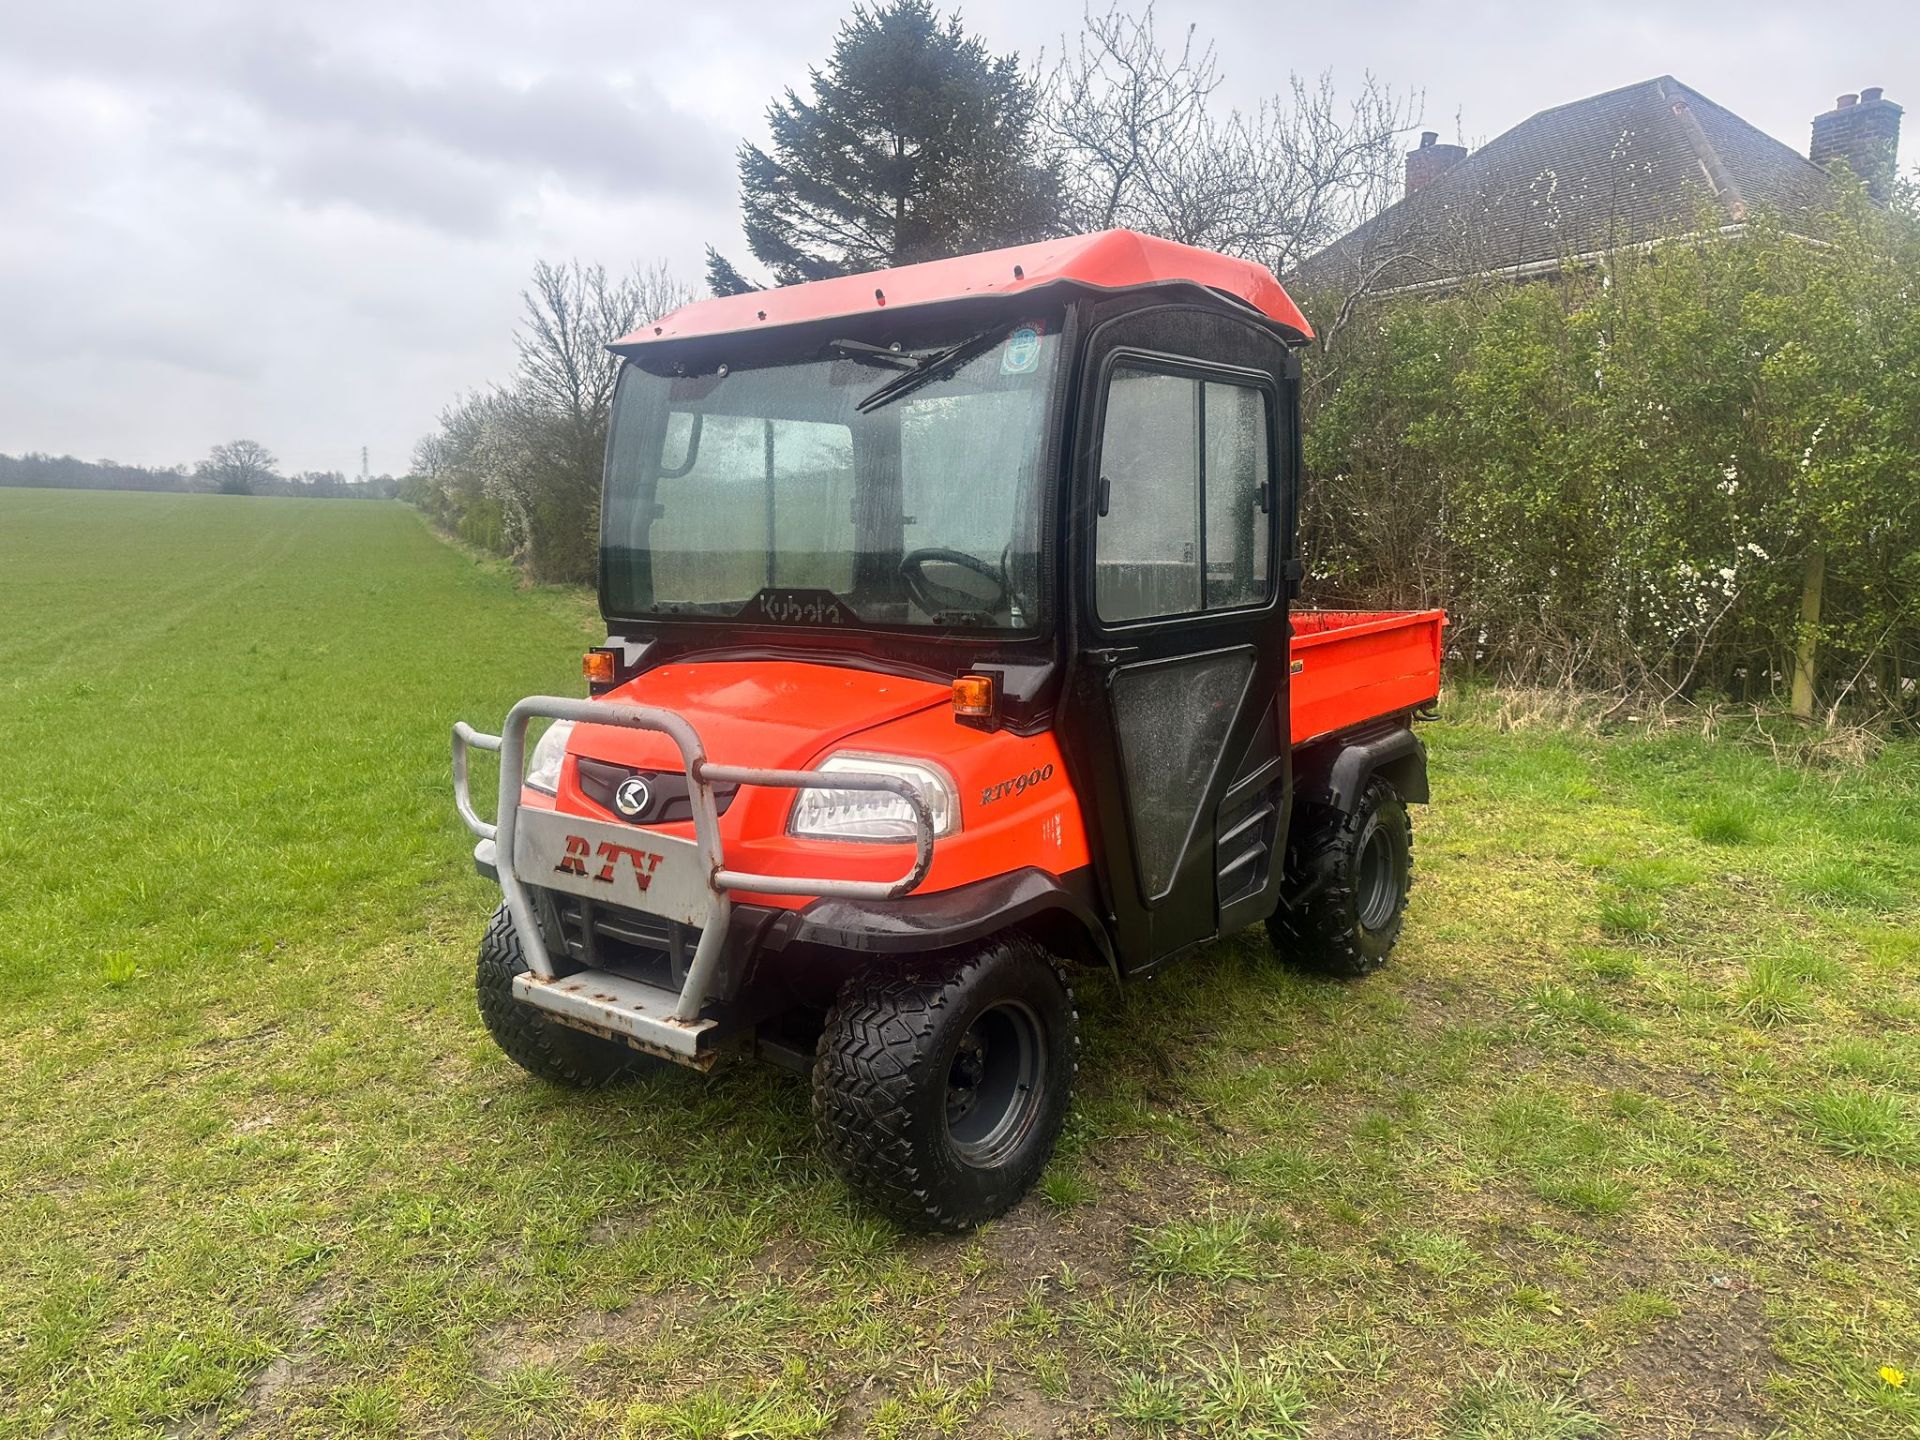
[1294,720,1429,813]
[787,866,1118,978]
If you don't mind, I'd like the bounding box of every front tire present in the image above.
[1267,777,1413,977]
[475,905,660,1088]
[812,935,1078,1231]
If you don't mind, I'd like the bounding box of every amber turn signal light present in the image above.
[952,674,995,718]
[582,650,617,686]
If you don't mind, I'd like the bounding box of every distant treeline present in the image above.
[0,452,399,499]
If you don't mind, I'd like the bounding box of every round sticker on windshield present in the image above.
[1001,324,1043,374]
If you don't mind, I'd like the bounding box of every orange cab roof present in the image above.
[616,230,1312,348]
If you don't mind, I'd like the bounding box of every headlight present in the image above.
[789,753,958,842]
[525,719,574,795]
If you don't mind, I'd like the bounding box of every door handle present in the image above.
[1085,647,1138,667]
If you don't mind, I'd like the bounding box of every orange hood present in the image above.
[568,660,950,772]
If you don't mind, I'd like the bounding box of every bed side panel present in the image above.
[1288,609,1444,746]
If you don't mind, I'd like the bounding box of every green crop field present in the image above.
[3,488,1918,1440]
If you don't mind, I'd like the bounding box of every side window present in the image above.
[1094,364,1272,623]
[1202,381,1271,609]
[1095,370,1198,622]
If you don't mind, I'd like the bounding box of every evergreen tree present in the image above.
[722,0,1061,286]
[704,245,761,297]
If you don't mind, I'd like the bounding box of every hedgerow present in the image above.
[1298,182,1920,726]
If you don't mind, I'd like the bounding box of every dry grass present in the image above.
[1451,680,1893,769]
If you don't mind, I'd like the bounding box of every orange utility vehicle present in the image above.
[453,231,1443,1230]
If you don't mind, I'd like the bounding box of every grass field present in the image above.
[3,488,1918,1440]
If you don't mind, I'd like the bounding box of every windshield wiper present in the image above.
[856,326,1006,414]
[826,337,916,370]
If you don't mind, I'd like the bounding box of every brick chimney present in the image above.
[1810,87,1903,202]
[1405,130,1468,197]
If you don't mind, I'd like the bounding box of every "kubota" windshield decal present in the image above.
[743,588,853,626]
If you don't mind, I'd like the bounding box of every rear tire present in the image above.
[812,935,1078,1232]
[475,905,660,1088]
[1267,777,1413,977]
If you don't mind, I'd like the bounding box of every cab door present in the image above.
[1058,303,1298,971]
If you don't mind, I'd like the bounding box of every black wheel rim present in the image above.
[1356,820,1399,933]
[944,999,1045,1169]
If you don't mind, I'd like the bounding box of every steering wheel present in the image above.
[899,547,1011,620]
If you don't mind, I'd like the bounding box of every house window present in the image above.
[1095,364,1272,623]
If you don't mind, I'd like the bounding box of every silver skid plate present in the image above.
[513,967,718,1068]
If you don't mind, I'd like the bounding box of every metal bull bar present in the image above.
[452,696,936,1065]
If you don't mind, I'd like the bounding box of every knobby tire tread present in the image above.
[475,905,654,1088]
[1268,778,1413,977]
[812,935,1077,1231]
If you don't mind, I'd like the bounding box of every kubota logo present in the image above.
[554,835,665,892]
[612,775,652,818]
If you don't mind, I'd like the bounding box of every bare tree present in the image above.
[1046,5,1219,235]
[197,439,278,495]
[514,261,691,450]
[1045,4,1417,275]
[415,259,695,582]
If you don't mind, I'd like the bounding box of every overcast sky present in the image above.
[2,0,1913,475]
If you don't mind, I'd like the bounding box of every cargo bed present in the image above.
[1289,609,1446,746]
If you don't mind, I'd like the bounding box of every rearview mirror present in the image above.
[659,412,704,479]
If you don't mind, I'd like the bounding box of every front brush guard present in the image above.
[452,696,934,1065]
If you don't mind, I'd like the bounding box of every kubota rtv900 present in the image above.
[453,231,1443,1230]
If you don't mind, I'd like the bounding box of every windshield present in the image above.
[601,314,1063,631]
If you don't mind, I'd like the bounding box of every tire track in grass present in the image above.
[0,492,255,673]
[0,495,313,697]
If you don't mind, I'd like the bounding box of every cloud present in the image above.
[0,0,751,471]
[0,6,734,229]
[175,121,516,235]
[208,22,734,209]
